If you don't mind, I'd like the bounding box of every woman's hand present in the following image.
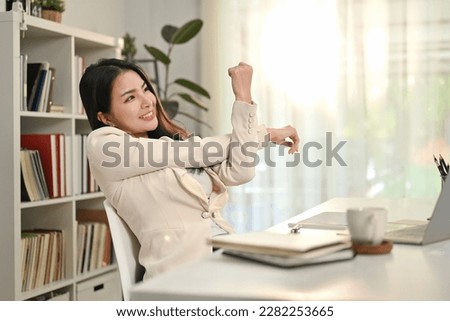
[228,62,253,104]
[267,126,300,154]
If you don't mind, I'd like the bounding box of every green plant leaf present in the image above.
[171,19,203,45]
[176,93,208,111]
[174,78,210,98]
[162,25,178,43]
[144,45,171,65]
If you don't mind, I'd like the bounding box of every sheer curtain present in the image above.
[201,0,450,232]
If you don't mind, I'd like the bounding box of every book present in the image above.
[30,150,49,200]
[44,67,56,112]
[34,232,50,288]
[76,223,86,274]
[82,134,88,194]
[54,230,64,281]
[21,233,34,291]
[36,66,50,112]
[211,230,351,256]
[82,223,93,273]
[89,222,101,271]
[20,149,38,201]
[75,55,86,115]
[43,231,55,285]
[210,230,353,268]
[65,135,72,196]
[20,54,28,110]
[59,134,65,197]
[26,62,42,109]
[27,62,50,112]
[20,149,49,202]
[20,157,31,202]
[223,244,355,268]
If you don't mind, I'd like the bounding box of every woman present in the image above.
[79,58,299,279]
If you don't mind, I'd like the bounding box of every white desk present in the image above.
[130,198,450,300]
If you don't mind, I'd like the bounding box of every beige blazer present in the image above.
[87,101,267,279]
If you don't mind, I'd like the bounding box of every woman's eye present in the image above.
[125,95,135,102]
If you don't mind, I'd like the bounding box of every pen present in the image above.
[440,154,449,176]
[440,154,449,175]
[288,222,347,231]
[434,154,447,176]
[289,222,302,233]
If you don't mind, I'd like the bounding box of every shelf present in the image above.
[21,196,72,209]
[75,264,118,283]
[0,11,121,48]
[74,192,104,201]
[20,278,74,301]
[74,114,88,121]
[20,192,105,209]
[0,9,121,301]
[20,111,73,119]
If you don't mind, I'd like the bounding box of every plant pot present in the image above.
[41,10,62,23]
[162,101,179,119]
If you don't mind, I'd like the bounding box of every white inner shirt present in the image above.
[190,170,228,237]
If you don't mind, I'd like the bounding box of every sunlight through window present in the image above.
[260,0,339,108]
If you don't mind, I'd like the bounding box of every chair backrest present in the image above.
[103,200,144,300]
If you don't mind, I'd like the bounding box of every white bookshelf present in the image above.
[0,9,123,300]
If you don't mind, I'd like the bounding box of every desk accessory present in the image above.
[346,207,387,246]
[384,174,450,245]
[210,230,353,267]
[433,154,448,189]
[351,240,393,255]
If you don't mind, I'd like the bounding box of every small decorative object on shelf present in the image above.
[36,0,64,23]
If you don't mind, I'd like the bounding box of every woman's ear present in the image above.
[97,112,114,127]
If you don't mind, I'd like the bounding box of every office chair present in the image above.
[103,200,145,300]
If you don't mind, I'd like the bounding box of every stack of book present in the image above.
[76,209,113,275]
[210,229,355,268]
[21,133,70,200]
[21,229,64,292]
[20,149,49,202]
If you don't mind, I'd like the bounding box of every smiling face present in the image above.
[97,70,158,137]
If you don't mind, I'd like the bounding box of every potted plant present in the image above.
[143,19,211,128]
[122,33,138,62]
[36,0,65,23]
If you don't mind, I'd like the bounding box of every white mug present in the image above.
[346,207,388,245]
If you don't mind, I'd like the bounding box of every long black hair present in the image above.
[79,58,188,140]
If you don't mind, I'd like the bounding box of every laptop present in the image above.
[290,180,450,245]
[383,178,450,245]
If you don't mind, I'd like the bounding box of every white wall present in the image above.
[63,0,125,37]
[123,0,203,133]
[62,0,204,134]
